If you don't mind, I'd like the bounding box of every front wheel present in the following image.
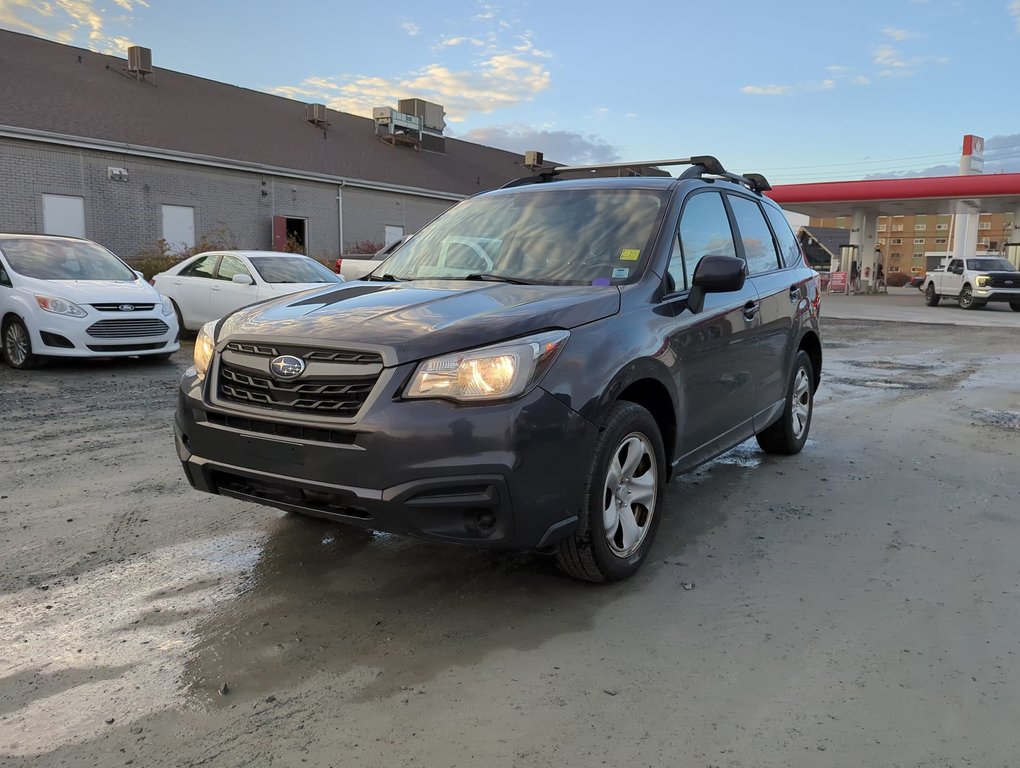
[555,402,666,582]
[924,284,940,306]
[2,317,39,369]
[958,285,979,310]
[756,350,814,455]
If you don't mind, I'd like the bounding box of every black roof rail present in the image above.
[499,155,771,194]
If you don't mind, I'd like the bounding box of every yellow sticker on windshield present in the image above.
[620,249,640,261]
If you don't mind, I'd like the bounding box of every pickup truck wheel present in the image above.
[924,284,940,306]
[2,317,39,369]
[958,285,979,310]
[1011,302,1020,312]
[555,401,665,582]
[756,350,814,456]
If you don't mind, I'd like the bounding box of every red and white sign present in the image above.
[828,272,848,292]
[962,134,984,174]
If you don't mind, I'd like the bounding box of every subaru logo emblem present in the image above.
[270,355,305,379]
[119,304,135,311]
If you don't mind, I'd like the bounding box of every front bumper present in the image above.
[28,308,179,358]
[175,365,596,549]
[973,288,1020,303]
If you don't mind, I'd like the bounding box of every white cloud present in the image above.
[441,35,484,46]
[825,64,849,73]
[1010,0,1020,32]
[0,0,140,53]
[401,21,420,36]
[872,44,948,76]
[741,84,792,96]
[853,75,871,85]
[459,124,620,164]
[882,26,916,40]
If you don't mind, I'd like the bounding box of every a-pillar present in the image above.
[850,208,879,292]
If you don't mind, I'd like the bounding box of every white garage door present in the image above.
[42,194,85,238]
[162,205,195,251]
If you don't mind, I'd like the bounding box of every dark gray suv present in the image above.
[175,156,822,581]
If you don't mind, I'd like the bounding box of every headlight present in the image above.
[193,321,217,378]
[160,295,174,316]
[405,330,569,402]
[35,295,86,318]
[976,275,990,287]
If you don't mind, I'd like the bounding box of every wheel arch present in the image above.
[798,330,822,391]
[613,374,678,472]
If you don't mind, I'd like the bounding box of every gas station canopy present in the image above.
[766,173,1020,218]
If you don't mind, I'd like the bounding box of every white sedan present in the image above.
[152,251,343,330]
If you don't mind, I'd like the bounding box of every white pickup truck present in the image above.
[922,256,1020,311]
[334,236,410,281]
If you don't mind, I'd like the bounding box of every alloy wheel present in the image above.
[4,323,28,367]
[791,366,811,440]
[602,432,657,557]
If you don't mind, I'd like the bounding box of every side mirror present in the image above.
[232,273,254,285]
[688,255,746,314]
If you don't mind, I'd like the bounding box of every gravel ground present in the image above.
[2,318,1019,767]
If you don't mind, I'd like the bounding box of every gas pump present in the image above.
[833,244,857,294]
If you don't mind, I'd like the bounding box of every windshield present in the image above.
[379,187,669,285]
[967,258,1015,272]
[0,238,136,280]
[249,256,342,284]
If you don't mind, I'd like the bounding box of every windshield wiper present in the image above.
[364,273,405,282]
[464,273,534,285]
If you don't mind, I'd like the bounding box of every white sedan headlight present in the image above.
[193,321,217,378]
[160,295,174,316]
[406,330,569,402]
[35,295,86,318]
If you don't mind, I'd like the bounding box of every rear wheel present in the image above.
[1010,302,1020,312]
[958,285,979,310]
[2,317,39,369]
[924,284,940,306]
[756,350,814,456]
[555,402,665,582]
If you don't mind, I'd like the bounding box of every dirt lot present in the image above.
[2,318,1019,767]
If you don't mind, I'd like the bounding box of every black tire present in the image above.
[958,285,979,310]
[2,316,39,369]
[924,284,940,306]
[756,350,814,456]
[1011,302,1020,312]
[555,401,666,582]
[171,299,185,340]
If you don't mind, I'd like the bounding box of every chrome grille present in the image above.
[86,319,169,338]
[90,303,155,312]
[224,342,382,365]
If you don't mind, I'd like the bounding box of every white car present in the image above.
[0,234,180,369]
[152,250,343,330]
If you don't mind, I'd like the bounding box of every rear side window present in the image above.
[675,191,737,289]
[180,254,218,278]
[727,195,781,275]
[763,204,803,268]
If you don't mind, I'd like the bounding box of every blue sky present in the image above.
[3,0,1020,184]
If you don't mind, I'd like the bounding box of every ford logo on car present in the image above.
[119,304,135,311]
[269,355,305,379]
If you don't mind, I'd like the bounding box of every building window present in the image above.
[162,205,195,251]
[878,224,887,232]
[891,238,902,245]
[42,194,85,238]
[877,238,887,245]
[384,225,404,246]
[891,224,904,232]
[836,217,848,227]
[915,224,927,230]
[891,251,902,258]
[913,252,924,259]
[978,222,991,230]
[913,238,925,244]
[935,238,947,245]
[889,266,900,273]
[979,237,990,246]
[936,223,948,230]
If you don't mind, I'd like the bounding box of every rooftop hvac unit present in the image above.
[126,46,152,74]
[306,103,328,126]
[397,98,446,133]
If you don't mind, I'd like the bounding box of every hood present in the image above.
[219,280,620,365]
[17,277,162,305]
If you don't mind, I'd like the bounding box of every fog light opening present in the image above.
[466,507,497,535]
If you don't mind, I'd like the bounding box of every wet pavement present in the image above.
[2,319,1020,767]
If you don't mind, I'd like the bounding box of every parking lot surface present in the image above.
[2,317,1019,767]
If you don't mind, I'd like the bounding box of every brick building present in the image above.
[0,30,535,262]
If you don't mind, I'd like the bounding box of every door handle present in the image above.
[743,301,759,321]
[789,285,801,302]
[211,286,221,292]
